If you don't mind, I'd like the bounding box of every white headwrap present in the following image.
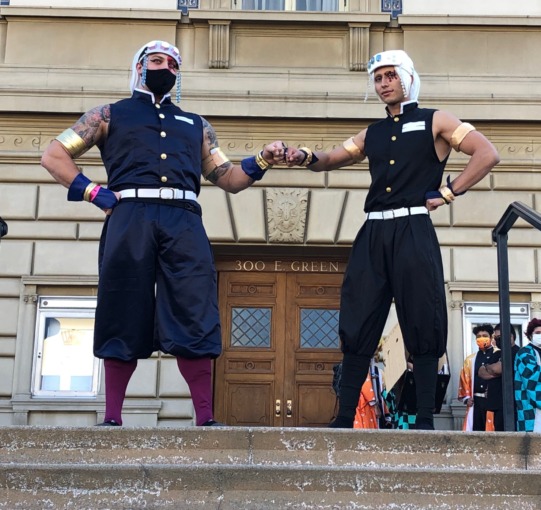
[129,40,182,93]
[366,50,421,102]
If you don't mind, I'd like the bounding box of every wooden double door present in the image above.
[214,271,343,427]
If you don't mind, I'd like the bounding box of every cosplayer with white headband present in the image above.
[366,50,421,103]
[130,40,182,102]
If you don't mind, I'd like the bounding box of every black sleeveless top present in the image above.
[364,102,448,212]
[99,90,203,194]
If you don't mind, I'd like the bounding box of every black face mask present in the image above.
[144,69,177,96]
[495,336,502,349]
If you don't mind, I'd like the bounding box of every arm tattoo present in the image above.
[206,162,233,184]
[201,116,234,184]
[72,104,111,147]
[202,116,218,149]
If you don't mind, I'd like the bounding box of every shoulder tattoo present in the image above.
[72,104,111,146]
[202,116,218,148]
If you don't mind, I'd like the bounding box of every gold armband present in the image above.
[256,151,273,171]
[438,185,455,204]
[342,137,362,161]
[211,147,229,167]
[55,128,88,159]
[450,122,476,152]
[202,147,231,179]
[298,147,314,167]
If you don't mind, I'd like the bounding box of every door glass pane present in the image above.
[296,0,338,11]
[241,0,285,9]
[300,308,340,349]
[231,307,272,347]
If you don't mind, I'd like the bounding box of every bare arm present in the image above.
[201,117,285,193]
[41,105,118,213]
[434,110,500,194]
[425,111,500,212]
[41,105,110,188]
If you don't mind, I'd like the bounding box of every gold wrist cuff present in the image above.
[55,128,88,159]
[343,137,362,160]
[450,122,476,151]
[256,151,272,171]
[83,183,98,202]
[299,147,313,167]
[439,185,455,204]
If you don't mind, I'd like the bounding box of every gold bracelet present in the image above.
[255,151,273,171]
[55,128,88,159]
[298,147,313,167]
[83,183,98,202]
[439,185,455,204]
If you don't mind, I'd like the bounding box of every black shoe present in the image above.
[201,420,226,427]
[96,420,121,427]
[328,417,354,429]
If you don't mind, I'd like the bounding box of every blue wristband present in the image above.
[67,173,91,201]
[67,172,118,209]
[425,190,449,204]
[241,156,267,181]
[92,187,118,210]
[307,153,319,168]
[447,175,465,196]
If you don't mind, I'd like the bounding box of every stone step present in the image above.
[1,426,540,471]
[1,427,540,509]
[0,464,539,509]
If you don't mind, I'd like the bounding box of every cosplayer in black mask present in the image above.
[130,40,182,102]
[494,323,517,351]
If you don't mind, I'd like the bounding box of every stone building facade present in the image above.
[0,0,540,428]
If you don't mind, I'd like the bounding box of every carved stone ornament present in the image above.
[530,302,541,312]
[266,188,308,243]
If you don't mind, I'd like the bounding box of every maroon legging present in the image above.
[176,357,213,426]
[103,358,137,425]
[103,356,213,426]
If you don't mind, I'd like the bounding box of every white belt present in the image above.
[119,188,197,202]
[366,206,428,220]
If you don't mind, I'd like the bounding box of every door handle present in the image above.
[275,399,281,416]
[286,399,293,418]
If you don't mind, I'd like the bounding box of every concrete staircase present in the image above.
[1,427,540,509]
